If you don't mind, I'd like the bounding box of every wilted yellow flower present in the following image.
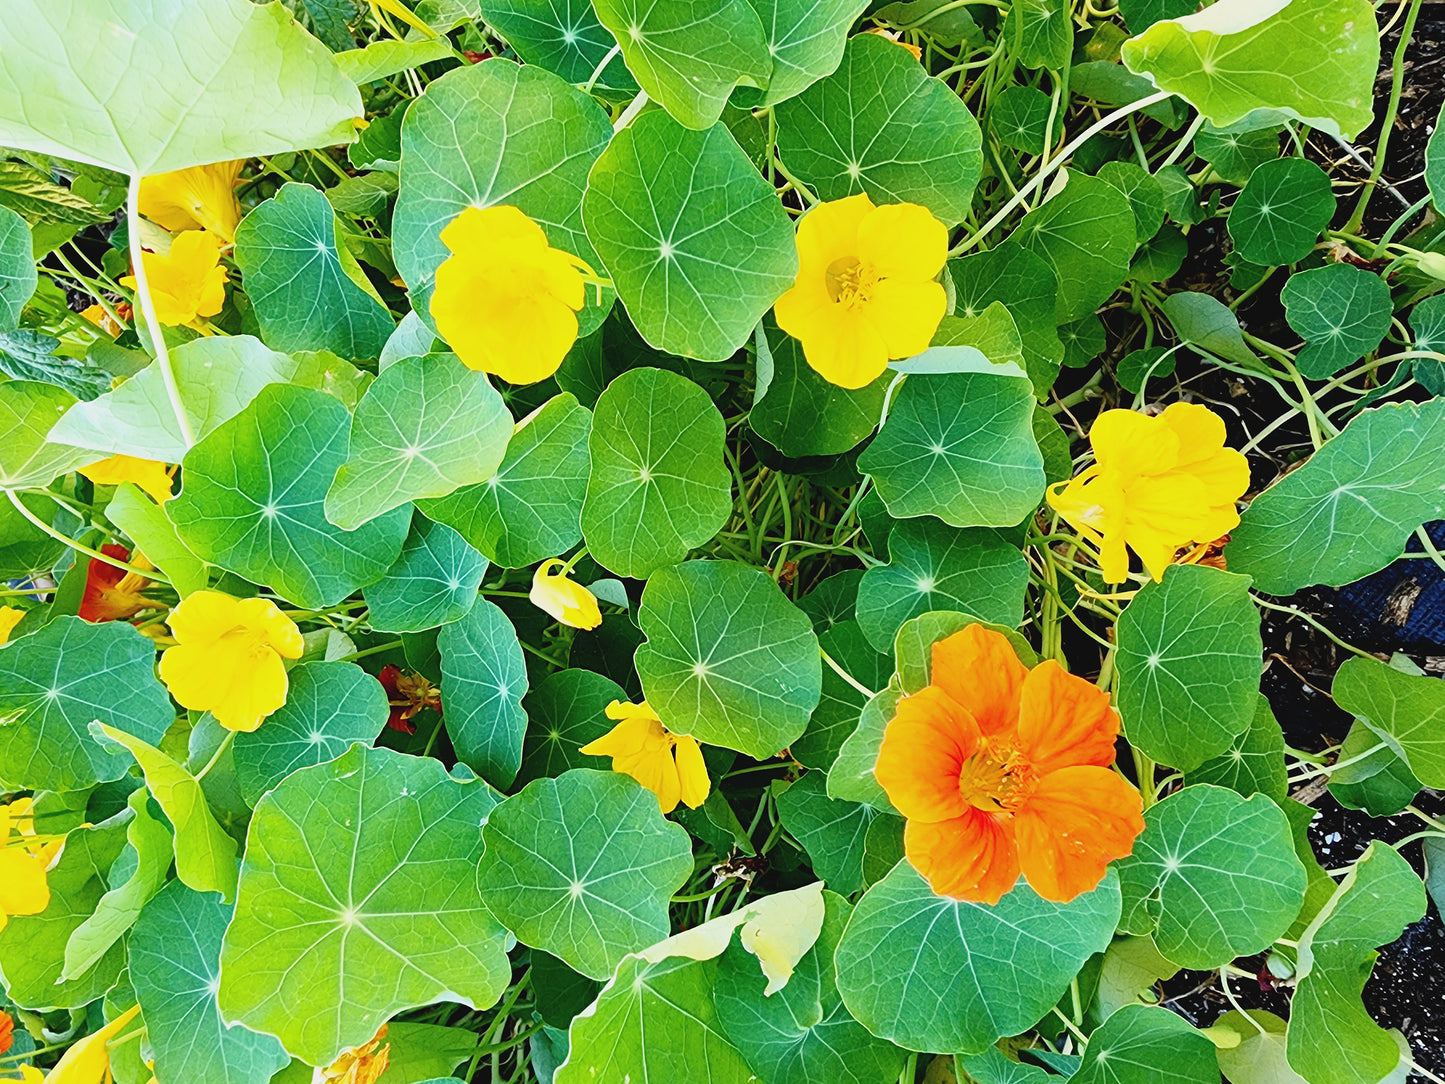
[774,193,946,390]
[138,160,244,242]
[1047,403,1250,584]
[79,454,173,505]
[580,700,710,814]
[0,798,53,934]
[0,606,23,644]
[40,1003,139,1084]
[322,1023,390,1084]
[430,205,590,385]
[529,559,602,630]
[158,591,304,732]
[79,304,124,338]
[120,231,228,327]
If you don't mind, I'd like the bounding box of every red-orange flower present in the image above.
[874,625,1144,904]
[78,545,155,623]
[377,665,442,735]
[0,1009,14,1055]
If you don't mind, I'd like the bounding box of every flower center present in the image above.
[957,739,1036,814]
[825,257,878,308]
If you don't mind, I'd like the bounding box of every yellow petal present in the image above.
[792,193,875,277]
[0,606,23,644]
[866,277,946,359]
[43,1003,140,1084]
[603,699,660,724]
[1088,409,1180,479]
[137,231,228,326]
[233,597,305,658]
[138,161,244,241]
[797,305,891,390]
[166,590,244,643]
[160,637,289,732]
[856,201,947,282]
[0,847,50,919]
[530,560,602,630]
[78,454,174,504]
[579,713,665,759]
[672,735,711,809]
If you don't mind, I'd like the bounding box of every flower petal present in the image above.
[793,193,875,277]
[1016,660,1120,775]
[579,714,663,759]
[234,597,305,658]
[797,305,891,390]
[867,278,946,360]
[166,590,243,644]
[1015,766,1144,902]
[903,809,1019,903]
[1088,409,1179,478]
[874,685,981,823]
[929,624,1029,737]
[857,202,947,282]
[0,848,50,918]
[673,735,711,809]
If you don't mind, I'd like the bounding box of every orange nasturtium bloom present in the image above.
[529,559,602,630]
[322,1023,391,1084]
[431,205,591,385]
[1046,403,1250,584]
[77,545,154,624]
[774,193,947,390]
[120,230,228,327]
[40,1003,140,1084]
[580,700,711,814]
[158,591,304,732]
[874,625,1144,904]
[0,798,55,933]
[79,454,174,505]
[138,160,245,242]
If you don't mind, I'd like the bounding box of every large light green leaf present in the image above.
[750,319,888,458]
[169,383,410,609]
[393,59,613,335]
[1227,157,1336,266]
[106,482,210,597]
[738,0,867,107]
[0,381,99,487]
[858,370,1044,527]
[0,205,36,332]
[218,745,510,1067]
[0,617,173,793]
[94,723,240,902]
[1288,842,1425,1084]
[231,661,389,806]
[1182,693,1287,802]
[324,352,512,529]
[477,0,635,89]
[132,882,290,1084]
[581,368,731,578]
[777,772,875,895]
[0,0,361,176]
[1120,0,1379,139]
[634,559,821,758]
[419,392,592,569]
[437,598,528,789]
[834,862,1121,1053]
[775,33,983,224]
[363,512,488,633]
[478,769,693,980]
[1332,654,1445,788]
[1072,1005,1219,1084]
[1280,263,1391,380]
[855,518,1029,652]
[1012,171,1136,321]
[517,667,625,786]
[1116,785,1304,968]
[582,111,797,361]
[1114,565,1262,772]
[234,183,394,361]
[1228,400,1445,593]
[589,0,770,130]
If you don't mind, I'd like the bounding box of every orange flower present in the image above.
[874,625,1144,904]
[77,546,154,624]
[0,1008,13,1055]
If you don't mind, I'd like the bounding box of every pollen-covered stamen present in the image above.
[825,256,878,307]
[957,738,1036,814]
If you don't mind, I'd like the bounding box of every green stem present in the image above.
[1343,0,1424,234]
[5,489,172,585]
[194,729,236,781]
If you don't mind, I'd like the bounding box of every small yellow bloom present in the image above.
[1046,403,1251,584]
[16,1066,44,1084]
[430,205,590,385]
[158,591,304,732]
[79,304,124,338]
[0,606,23,644]
[0,799,53,934]
[322,1024,390,1084]
[529,559,602,630]
[120,231,228,328]
[774,193,947,390]
[79,454,174,505]
[580,700,710,814]
[138,160,245,242]
[40,1003,139,1084]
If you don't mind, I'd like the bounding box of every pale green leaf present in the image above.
[105,483,210,597]
[334,38,455,83]
[1331,654,1445,789]
[437,598,528,788]
[738,0,868,107]
[0,380,99,487]
[364,512,488,633]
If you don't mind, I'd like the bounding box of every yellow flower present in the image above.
[79,455,174,505]
[0,799,53,934]
[430,205,590,385]
[120,231,228,328]
[580,700,710,814]
[322,1024,390,1084]
[1046,403,1251,584]
[79,304,124,338]
[158,591,304,732]
[0,606,23,644]
[774,193,947,390]
[529,559,602,630]
[39,1004,139,1084]
[138,160,244,242]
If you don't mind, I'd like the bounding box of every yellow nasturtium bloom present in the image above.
[529,559,602,630]
[430,205,590,385]
[580,700,711,814]
[138,160,245,241]
[774,193,947,390]
[1047,403,1251,584]
[78,455,173,505]
[40,1003,140,1084]
[0,606,23,644]
[322,1023,390,1084]
[0,798,53,933]
[120,231,228,327]
[158,591,304,732]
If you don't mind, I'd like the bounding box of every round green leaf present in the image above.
[324,352,513,529]
[218,745,510,1067]
[1280,263,1391,380]
[797,568,864,633]
[777,773,875,895]
[582,111,797,361]
[581,367,731,578]
[1012,172,1136,322]
[0,617,173,793]
[1072,1005,1220,1084]
[232,661,389,806]
[1098,161,1165,244]
[989,85,1062,155]
[437,598,529,789]
[858,370,1045,527]
[635,559,822,759]
[775,33,983,224]
[1003,0,1070,70]
[1114,564,1262,772]
[1116,785,1305,968]
[478,769,693,980]
[1183,693,1287,802]
[1227,157,1335,266]
[170,383,410,609]
[949,242,1064,394]
[737,0,868,108]
[363,513,488,633]
[0,380,98,488]
[132,882,289,1084]
[0,205,36,332]
[834,861,1121,1053]
[1196,121,1285,186]
[477,0,636,89]
[517,667,626,787]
